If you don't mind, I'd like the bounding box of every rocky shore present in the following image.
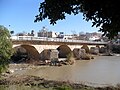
[0,75,120,90]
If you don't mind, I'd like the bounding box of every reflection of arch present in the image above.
[21,45,40,60]
[81,45,90,53]
[57,45,71,58]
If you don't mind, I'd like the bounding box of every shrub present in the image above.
[54,85,72,90]
[0,25,14,74]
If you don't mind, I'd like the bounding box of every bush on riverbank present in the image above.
[54,85,72,90]
[66,52,75,65]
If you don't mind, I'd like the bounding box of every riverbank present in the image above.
[1,56,120,90]
[0,75,120,90]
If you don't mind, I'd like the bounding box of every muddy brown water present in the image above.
[9,56,120,87]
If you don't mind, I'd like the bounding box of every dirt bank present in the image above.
[0,75,120,90]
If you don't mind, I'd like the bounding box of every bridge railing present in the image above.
[11,36,108,45]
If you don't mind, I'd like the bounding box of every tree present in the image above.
[31,30,34,36]
[0,25,14,73]
[35,0,120,39]
[10,31,14,35]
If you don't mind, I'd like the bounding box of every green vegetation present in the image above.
[54,85,72,90]
[35,0,120,39]
[66,52,75,65]
[0,25,14,74]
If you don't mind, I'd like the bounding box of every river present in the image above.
[10,56,120,87]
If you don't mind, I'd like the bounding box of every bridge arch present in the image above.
[14,44,40,61]
[57,45,71,58]
[81,45,90,53]
[21,45,40,60]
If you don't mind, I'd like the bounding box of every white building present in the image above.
[37,27,58,38]
[89,35,101,41]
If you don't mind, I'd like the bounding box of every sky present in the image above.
[0,0,100,35]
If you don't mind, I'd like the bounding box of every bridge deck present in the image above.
[11,36,108,45]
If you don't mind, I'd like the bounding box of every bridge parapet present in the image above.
[11,36,108,45]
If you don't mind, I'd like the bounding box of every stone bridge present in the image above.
[12,36,108,60]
